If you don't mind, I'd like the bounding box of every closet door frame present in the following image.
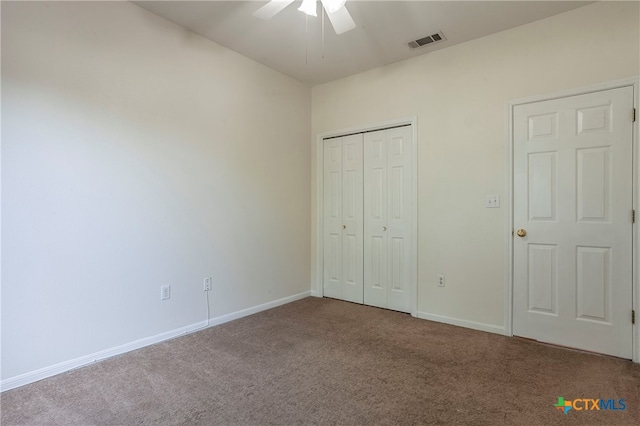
[314,116,418,317]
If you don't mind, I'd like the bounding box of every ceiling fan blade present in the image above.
[252,0,296,20]
[322,2,356,35]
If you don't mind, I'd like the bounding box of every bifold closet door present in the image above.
[323,134,364,303]
[364,127,413,313]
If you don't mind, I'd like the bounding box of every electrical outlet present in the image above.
[437,274,445,287]
[160,285,171,300]
[204,277,212,291]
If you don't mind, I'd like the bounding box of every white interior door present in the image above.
[364,126,413,313]
[323,134,363,303]
[513,86,634,358]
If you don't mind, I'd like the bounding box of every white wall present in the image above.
[1,1,310,382]
[311,2,640,329]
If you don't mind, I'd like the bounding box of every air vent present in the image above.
[408,31,446,49]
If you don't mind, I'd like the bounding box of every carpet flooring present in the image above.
[2,297,639,425]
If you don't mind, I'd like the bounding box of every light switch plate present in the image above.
[486,195,500,208]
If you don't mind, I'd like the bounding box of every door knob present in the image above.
[382,226,387,231]
[342,225,346,229]
[516,229,527,237]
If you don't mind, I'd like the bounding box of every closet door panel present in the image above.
[364,131,388,308]
[341,134,364,303]
[364,127,413,313]
[323,138,343,299]
[386,127,413,313]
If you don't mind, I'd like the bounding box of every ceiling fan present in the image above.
[253,0,356,35]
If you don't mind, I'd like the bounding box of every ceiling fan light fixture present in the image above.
[323,0,347,14]
[298,0,318,17]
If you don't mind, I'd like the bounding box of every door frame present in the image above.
[505,77,639,362]
[313,116,418,317]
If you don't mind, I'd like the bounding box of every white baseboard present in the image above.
[207,291,310,327]
[416,311,505,335]
[1,291,311,392]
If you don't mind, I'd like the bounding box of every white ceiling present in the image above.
[133,1,593,85]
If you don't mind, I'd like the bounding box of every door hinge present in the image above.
[633,210,636,223]
[633,310,636,325]
[634,108,637,122]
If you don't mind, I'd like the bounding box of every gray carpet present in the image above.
[2,297,639,425]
